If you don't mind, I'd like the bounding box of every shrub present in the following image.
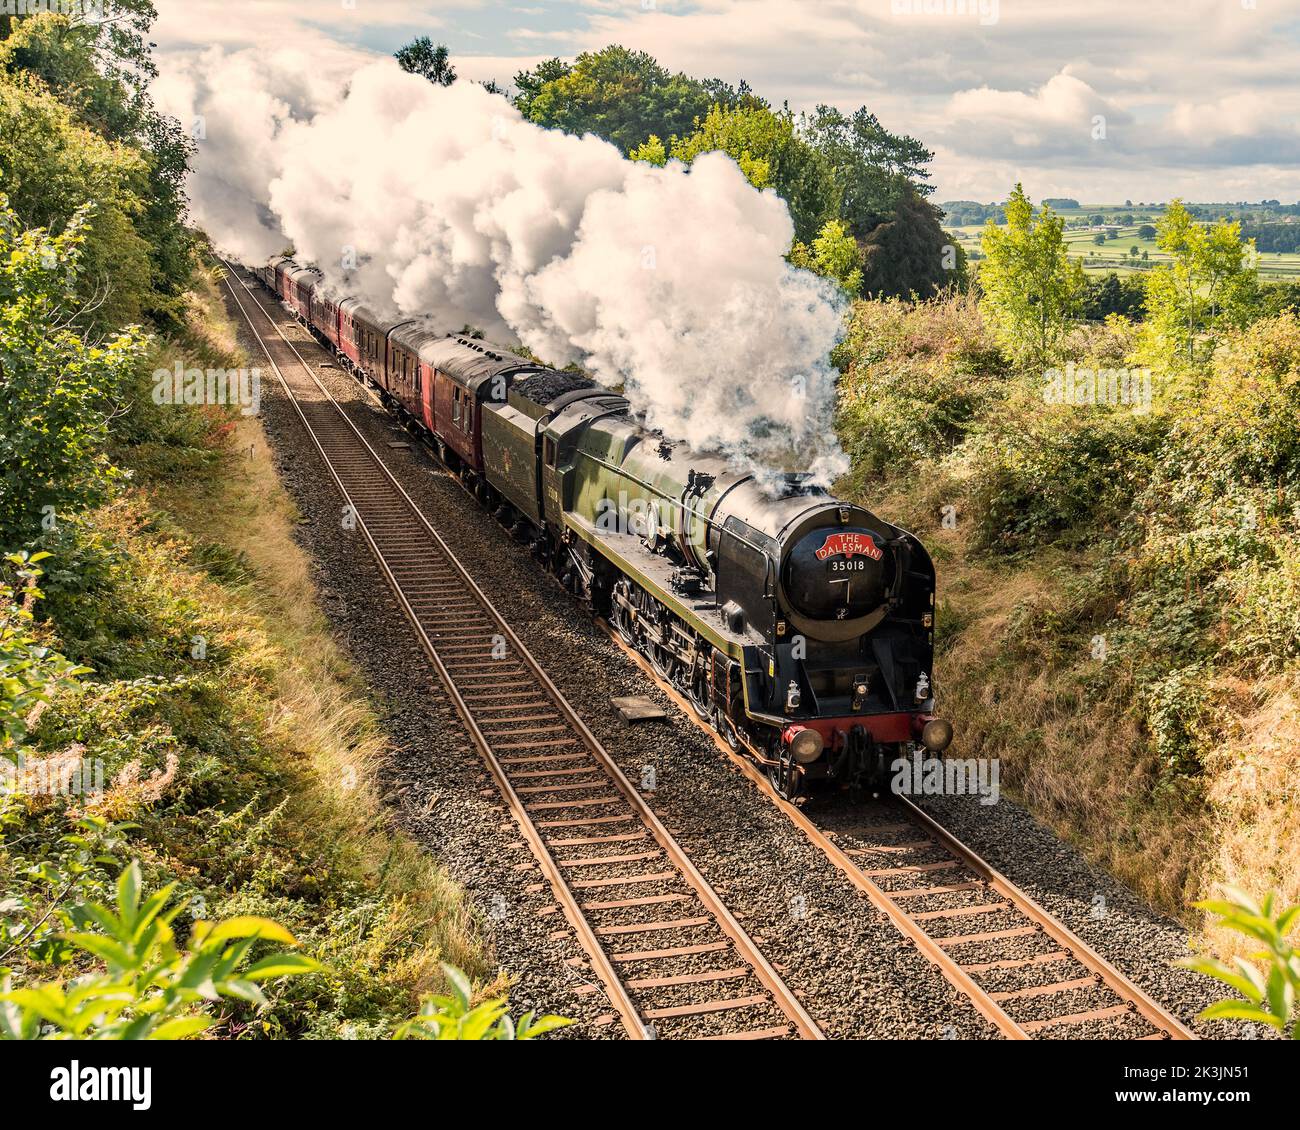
[1179,312,1300,488]
[0,862,318,1040]
[965,406,1166,555]
[0,552,89,763]
[0,198,144,547]
[834,294,1006,486]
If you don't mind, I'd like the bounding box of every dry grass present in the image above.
[1200,674,1300,958]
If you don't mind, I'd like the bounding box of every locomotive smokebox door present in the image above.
[785,527,893,624]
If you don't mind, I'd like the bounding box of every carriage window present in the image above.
[452,388,461,424]
[415,366,422,394]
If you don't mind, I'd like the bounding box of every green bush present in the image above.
[0,199,144,547]
[966,407,1166,555]
[0,861,318,1039]
[834,294,1006,486]
[1178,312,1300,488]
[0,552,88,763]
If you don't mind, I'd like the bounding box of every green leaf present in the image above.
[198,917,297,946]
[216,979,267,1007]
[517,1013,572,1039]
[116,861,142,927]
[440,962,473,1012]
[65,932,135,972]
[243,953,321,982]
[458,1000,509,1041]
[1199,1000,1283,1027]
[149,1015,212,1041]
[1266,966,1294,1024]
[1276,905,1300,937]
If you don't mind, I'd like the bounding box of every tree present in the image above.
[1092,233,1106,246]
[858,185,957,299]
[0,69,154,334]
[0,12,195,327]
[1144,199,1258,365]
[789,219,863,298]
[0,1,160,90]
[631,103,838,244]
[800,104,934,238]
[512,56,572,118]
[1138,223,1157,240]
[520,45,752,154]
[979,184,1086,370]
[395,37,456,86]
[1082,272,1146,321]
[0,196,143,547]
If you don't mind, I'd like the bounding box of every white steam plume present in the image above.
[157,52,849,482]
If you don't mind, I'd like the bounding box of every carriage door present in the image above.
[418,363,434,431]
[541,433,563,531]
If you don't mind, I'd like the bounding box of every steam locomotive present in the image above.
[253,257,953,797]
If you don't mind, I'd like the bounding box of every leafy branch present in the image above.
[393,963,570,1041]
[0,861,319,1040]
[1180,886,1299,1038]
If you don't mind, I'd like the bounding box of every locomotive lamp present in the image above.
[921,719,954,752]
[785,680,801,712]
[787,726,824,765]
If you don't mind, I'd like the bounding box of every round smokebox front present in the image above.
[783,527,894,622]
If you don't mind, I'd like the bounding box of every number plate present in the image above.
[827,559,871,575]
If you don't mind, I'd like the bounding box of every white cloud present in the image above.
[150,0,1300,203]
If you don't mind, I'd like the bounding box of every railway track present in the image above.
[218,263,823,1041]
[606,631,1197,1041]
[823,797,1196,1040]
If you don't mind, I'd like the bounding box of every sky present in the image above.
[150,0,1300,205]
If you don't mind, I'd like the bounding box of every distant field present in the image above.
[945,203,1300,282]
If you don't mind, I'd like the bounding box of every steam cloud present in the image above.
[156,52,849,482]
